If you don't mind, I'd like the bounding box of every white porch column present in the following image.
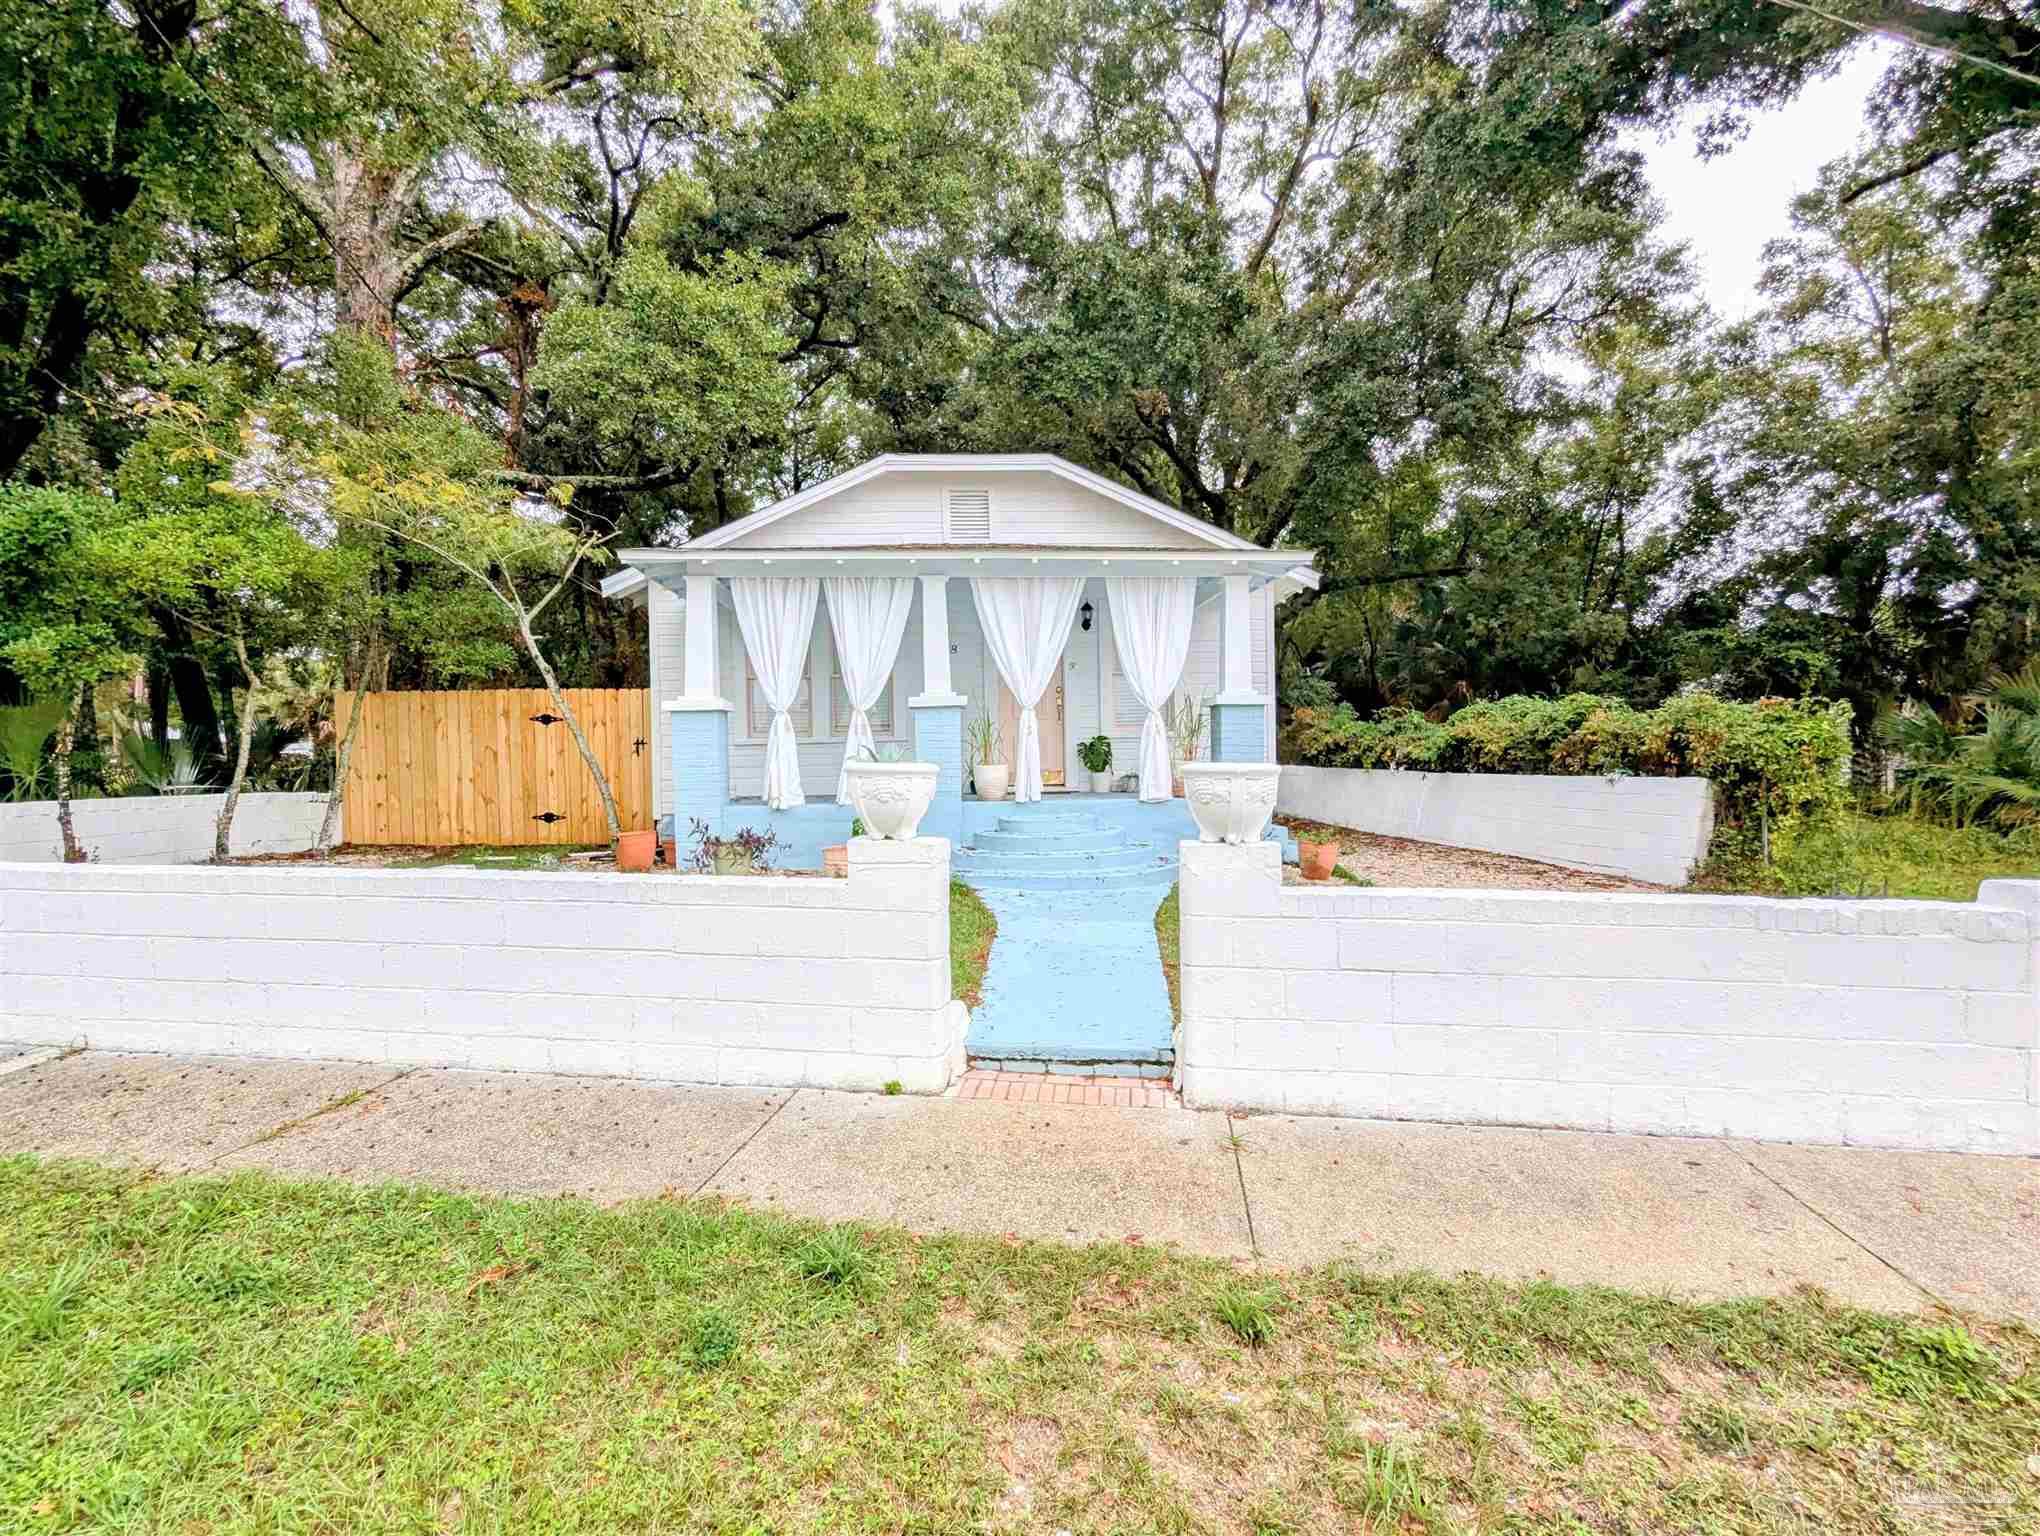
[1220,572,1254,698]
[912,574,963,706]
[669,572,733,831]
[908,574,966,844]
[1212,571,1269,762]
[682,573,722,701]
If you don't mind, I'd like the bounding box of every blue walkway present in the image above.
[966,883,1177,1070]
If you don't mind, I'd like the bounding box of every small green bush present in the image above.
[685,1308,741,1368]
[793,1227,871,1287]
[1285,691,1854,875]
[1212,1285,1279,1347]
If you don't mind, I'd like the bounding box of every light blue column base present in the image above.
[1210,701,1268,763]
[667,705,732,837]
[911,700,965,849]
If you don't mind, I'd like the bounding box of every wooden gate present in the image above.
[336,689,653,846]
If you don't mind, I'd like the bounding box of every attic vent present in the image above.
[945,488,992,542]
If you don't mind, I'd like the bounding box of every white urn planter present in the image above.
[1178,762,1282,845]
[973,763,1011,802]
[845,760,939,841]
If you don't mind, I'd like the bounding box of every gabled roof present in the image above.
[684,453,1273,554]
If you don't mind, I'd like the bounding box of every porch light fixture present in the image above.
[1079,600,1094,632]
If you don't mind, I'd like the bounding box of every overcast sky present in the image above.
[1626,42,1894,319]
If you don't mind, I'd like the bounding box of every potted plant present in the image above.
[1078,734,1114,794]
[1297,836,1339,881]
[1166,693,1210,797]
[965,713,1008,802]
[844,746,940,840]
[822,816,862,877]
[615,828,657,871]
[688,818,778,874]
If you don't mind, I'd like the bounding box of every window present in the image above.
[945,488,992,542]
[831,668,894,738]
[746,662,812,739]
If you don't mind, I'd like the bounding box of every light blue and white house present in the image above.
[603,453,1317,879]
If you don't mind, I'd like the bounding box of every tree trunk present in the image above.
[329,152,411,348]
[214,634,261,862]
[147,661,170,753]
[317,661,376,856]
[154,608,225,772]
[515,606,623,845]
[54,684,84,863]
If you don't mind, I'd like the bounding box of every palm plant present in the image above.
[0,699,66,801]
[1883,663,2040,830]
[120,730,210,795]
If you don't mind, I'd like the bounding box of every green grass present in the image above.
[1154,883,1181,1023]
[1,1159,2034,1533]
[1695,809,2040,901]
[949,878,996,1008]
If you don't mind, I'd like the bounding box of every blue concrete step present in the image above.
[971,826,1127,853]
[993,812,1104,835]
[956,841,1162,874]
[960,860,1178,891]
[960,804,1180,892]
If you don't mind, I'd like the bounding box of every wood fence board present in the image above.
[340,688,652,846]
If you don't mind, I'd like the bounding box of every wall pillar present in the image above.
[668,571,733,835]
[1211,572,1269,762]
[910,574,967,847]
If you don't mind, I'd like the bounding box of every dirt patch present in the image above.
[225,845,455,868]
[221,845,832,876]
[1276,816,1664,892]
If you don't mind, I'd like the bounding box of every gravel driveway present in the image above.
[1275,815,1664,891]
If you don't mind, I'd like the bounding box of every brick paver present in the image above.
[954,1068,1178,1109]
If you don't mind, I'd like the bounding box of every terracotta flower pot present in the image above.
[615,829,656,872]
[1298,840,1339,881]
[661,838,677,869]
[822,843,849,878]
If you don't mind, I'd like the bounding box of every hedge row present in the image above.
[1283,692,1855,865]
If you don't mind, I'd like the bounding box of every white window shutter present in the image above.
[945,488,991,542]
[1111,657,1147,729]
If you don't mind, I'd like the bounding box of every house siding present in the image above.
[742,470,1223,551]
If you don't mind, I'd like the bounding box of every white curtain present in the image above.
[1104,577,1197,802]
[823,576,917,803]
[729,576,820,810]
[969,576,1086,803]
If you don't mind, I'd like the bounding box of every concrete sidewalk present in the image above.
[1,1050,2031,1322]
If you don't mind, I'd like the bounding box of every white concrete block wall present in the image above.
[1277,767,1716,886]
[1177,841,2039,1154]
[0,837,968,1094]
[0,793,323,865]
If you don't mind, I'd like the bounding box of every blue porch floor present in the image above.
[668,790,1298,873]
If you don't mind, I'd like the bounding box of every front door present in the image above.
[998,651,1067,788]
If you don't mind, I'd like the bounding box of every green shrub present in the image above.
[1212,1284,1279,1346]
[793,1227,871,1287]
[1285,691,1855,877]
[685,1308,741,1368]
[1882,663,2040,832]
